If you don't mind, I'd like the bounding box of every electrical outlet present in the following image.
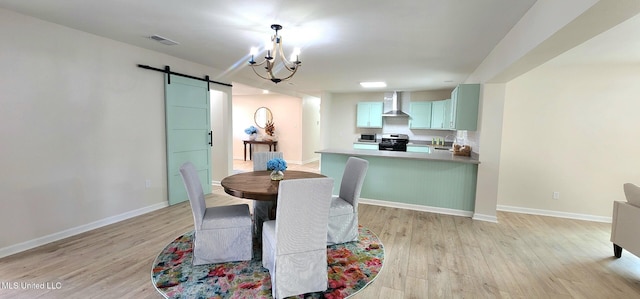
[145,179,151,189]
[553,191,560,200]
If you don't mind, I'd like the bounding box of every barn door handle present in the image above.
[208,131,212,147]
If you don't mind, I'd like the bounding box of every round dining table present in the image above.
[220,170,326,201]
[221,170,327,222]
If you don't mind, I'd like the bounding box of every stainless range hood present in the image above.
[382,91,410,117]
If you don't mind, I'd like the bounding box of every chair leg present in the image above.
[614,243,622,258]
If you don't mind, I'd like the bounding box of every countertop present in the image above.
[354,140,453,147]
[316,148,480,164]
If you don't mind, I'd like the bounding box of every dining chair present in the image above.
[327,157,369,245]
[179,162,252,265]
[252,151,283,236]
[253,151,283,171]
[262,177,334,299]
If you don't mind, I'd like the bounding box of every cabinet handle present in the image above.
[208,131,212,147]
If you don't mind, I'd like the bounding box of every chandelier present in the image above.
[248,24,301,84]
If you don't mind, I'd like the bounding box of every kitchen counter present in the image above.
[353,140,441,146]
[318,147,480,164]
[353,140,379,145]
[316,148,479,216]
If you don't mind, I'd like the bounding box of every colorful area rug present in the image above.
[151,226,384,298]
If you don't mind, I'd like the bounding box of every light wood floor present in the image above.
[1,160,639,298]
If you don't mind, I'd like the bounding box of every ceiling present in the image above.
[0,0,541,96]
[544,10,640,67]
[2,1,639,97]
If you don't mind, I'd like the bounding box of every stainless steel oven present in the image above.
[378,134,409,151]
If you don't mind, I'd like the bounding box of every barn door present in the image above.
[165,74,211,205]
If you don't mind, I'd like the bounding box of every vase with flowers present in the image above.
[267,158,287,181]
[263,120,276,141]
[244,125,258,140]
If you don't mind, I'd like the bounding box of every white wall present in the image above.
[210,90,233,181]
[320,92,333,150]
[324,92,375,149]
[473,84,507,221]
[231,93,322,166]
[231,94,303,164]
[301,95,322,163]
[0,8,231,255]
[470,1,640,221]
[498,62,640,218]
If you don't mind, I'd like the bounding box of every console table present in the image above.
[243,140,278,161]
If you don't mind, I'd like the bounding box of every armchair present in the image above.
[611,183,640,258]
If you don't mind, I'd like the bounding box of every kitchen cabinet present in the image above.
[449,84,480,130]
[318,150,479,213]
[356,102,383,128]
[406,145,430,153]
[429,99,452,129]
[409,101,432,129]
[430,100,445,128]
[443,98,452,129]
[353,143,378,150]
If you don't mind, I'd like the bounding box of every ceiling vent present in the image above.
[150,35,179,46]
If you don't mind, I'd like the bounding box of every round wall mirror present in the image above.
[254,107,273,128]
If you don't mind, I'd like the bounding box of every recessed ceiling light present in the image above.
[262,90,269,94]
[360,81,387,88]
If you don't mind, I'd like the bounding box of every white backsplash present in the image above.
[381,117,456,142]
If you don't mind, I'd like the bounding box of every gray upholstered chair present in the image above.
[262,178,334,298]
[179,162,252,265]
[253,151,284,171]
[252,151,283,236]
[611,183,640,258]
[327,157,369,245]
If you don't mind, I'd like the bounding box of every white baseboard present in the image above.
[0,202,168,259]
[497,205,612,223]
[301,156,320,165]
[472,213,498,223]
[359,198,474,218]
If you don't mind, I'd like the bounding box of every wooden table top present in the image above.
[220,170,326,201]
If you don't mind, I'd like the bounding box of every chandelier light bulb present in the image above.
[265,38,273,51]
[249,47,259,64]
[290,47,301,62]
